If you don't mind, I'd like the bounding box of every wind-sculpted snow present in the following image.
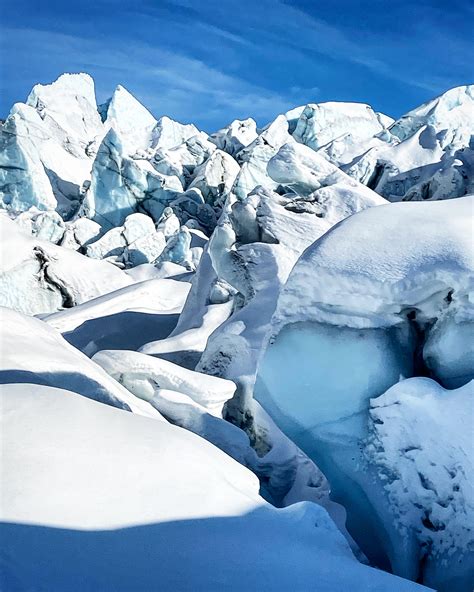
[256,195,474,590]
[1,384,428,592]
[0,307,161,418]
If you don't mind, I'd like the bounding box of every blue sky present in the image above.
[1,0,472,131]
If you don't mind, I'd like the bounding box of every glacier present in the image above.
[1,71,473,592]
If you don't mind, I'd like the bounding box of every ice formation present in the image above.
[256,196,474,590]
[1,72,473,592]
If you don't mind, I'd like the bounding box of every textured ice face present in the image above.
[344,86,474,203]
[101,84,157,152]
[256,195,474,589]
[82,128,183,230]
[293,101,388,151]
[209,118,258,156]
[367,378,474,591]
[0,111,57,212]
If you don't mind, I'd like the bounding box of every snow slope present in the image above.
[0,383,429,592]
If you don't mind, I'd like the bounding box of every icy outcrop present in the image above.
[256,195,473,589]
[390,85,474,145]
[209,118,258,156]
[0,110,57,211]
[26,73,103,154]
[188,149,240,206]
[346,86,474,202]
[0,215,132,315]
[151,115,200,151]
[152,133,216,186]
[156,226,192,267]
[60,217,102,251]
[367,377,473,591]
[293,101,389,151]
[14,208,65,244]
[154,148,386,500]
[86,212,166,266]
[0,73,105,217]
[82,128,182,230]
[267,142,385,222]
[232,114,292,199]
[100,84,157,152]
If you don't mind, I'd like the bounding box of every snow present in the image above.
[1,71,472,592]
[0,108,57,211]
[93,348,236,416]
[0,307,160,417]
[293,101,388,151]
[189,148,240,206]
[209,118,258,155]
[345,86,474,202]
[255,195,473,589]
[101,84,157,152]
[367,378,474,591]
[0,214,132,315]
[1,383,429,591]
[44,277,190,355]
[82,128,183,230]
[151,115,200,150]
[86,212,167,266]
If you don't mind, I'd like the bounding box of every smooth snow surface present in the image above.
[1,384,429,592]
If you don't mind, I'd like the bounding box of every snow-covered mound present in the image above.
[44,277,190,356]
[1,383,429,592]
[368,377,474,592]
[255,195,473,590]
[0,214,132,315]
[0,307,160,417]
[344,85,474,202]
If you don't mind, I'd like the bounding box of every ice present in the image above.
[0,109,57,211]
[209,118,258,156]
[101,84,157,152]
[1,71,472,591]
[157,225,192,266]
[151,115,200,151]
[1,383,427,591]
[86,212,166,266]
[26,73,103,153]
[345,86,474,202]
[14,208,65,243]
[255,195,473,589]
[232,114,292,199]
[82,128,183,230]
[367,378,474,591]
[0,214,132,315]
[93,348,236,416]
[45,277,190,356]
[152,133,216,186]
[188,148,240,206]
[293,101,388,151]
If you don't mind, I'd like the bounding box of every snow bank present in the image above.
[1,383,429,592]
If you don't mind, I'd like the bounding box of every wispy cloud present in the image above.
[0,26,311,129]
[1,0,472,128]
